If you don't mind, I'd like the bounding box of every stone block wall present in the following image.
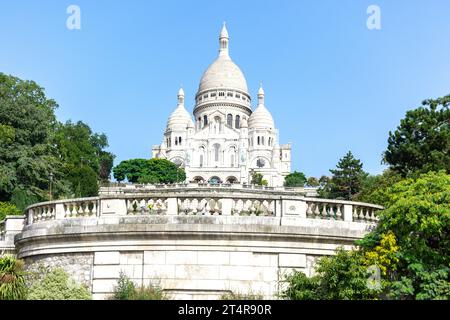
[89,250,310,300]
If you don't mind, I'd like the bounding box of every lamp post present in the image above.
[49,172,54,201]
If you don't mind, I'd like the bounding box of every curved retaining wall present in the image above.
[10,186,382,299]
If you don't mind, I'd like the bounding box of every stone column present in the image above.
[343,204,353,222]
[167,198,178,215]
[221,198,233,216]
[297,201,307,219]
[55,203,65,220]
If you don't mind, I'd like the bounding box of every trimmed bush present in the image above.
[27,267,91,300]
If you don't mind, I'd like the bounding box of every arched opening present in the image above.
[193,176,205,183]
[226,176,238,184]
[203,115,208,126]
[235,115,240,129]
[208,176,222,184]
[257,136,260,145]
[227,114,233,127]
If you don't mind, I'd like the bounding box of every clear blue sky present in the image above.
[1,0,449,178]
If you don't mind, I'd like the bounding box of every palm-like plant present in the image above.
[0,255,27,300]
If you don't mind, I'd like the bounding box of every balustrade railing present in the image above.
[23,193,383,226]
[63,199,99,218]
[305,200,344,221]
[178,198,222,216]
[232,198,275,216]
[126,197,168,215]
[30,204,56,223]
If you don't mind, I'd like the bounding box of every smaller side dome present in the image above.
[248,85,274,129]
[166,87,193,129]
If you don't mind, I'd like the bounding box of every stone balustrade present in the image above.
[22,186,383,226]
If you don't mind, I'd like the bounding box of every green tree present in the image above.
[284,171,307,187]
[113,158,186,184]
[282,248,378,300]
[27,267,91,300]
[306,177,319,187]
[355,169,403,206]
[250,172,268,186]
[384,95,450,176]
[358,171,450,299]
[326,151,367,200]
[0,201,21,221]
[54,121,115,197]
[0,255,27,300]
[0,73,65,208]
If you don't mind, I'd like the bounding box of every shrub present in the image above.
[0,255,27,300]
[27,267,91,300]
[0,202,21,221]
[112,272,136,300]
[112,272,167,300]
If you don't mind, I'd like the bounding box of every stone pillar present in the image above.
[297,201,307,219]
[221,198,233,216]
[101,199,127,216]
[275,199,282,217]
[167,198,178,216]
[343,204,353,222]
[55,203,65,220]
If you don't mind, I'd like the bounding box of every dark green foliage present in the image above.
[55,121,115,197]
[282,249,378,300]
[355,169,403,206]
[0,73,61,203]
[284,171,307,187]
[0,255,27,300]
[384,95,450,176]
[306,177,320,187]
[0,73,115,203]
[364,171,450,299]
[286,172,450,300]
[319,151,367,200]
[113,158,186,184]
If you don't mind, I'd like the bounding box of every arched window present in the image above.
[227,114,233,127]
[235,115,240,129]
[179,137,182,145]
[268,137,271,146]
[261,136,265,145]
[203,115,208,126]
[175,138,178,146]
[200,155,203,167]
[213,143,220,162]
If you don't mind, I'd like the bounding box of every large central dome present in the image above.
[199,57,248,93]
[197,23,249,95]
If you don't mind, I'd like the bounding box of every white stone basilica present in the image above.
[152,24,291,186]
